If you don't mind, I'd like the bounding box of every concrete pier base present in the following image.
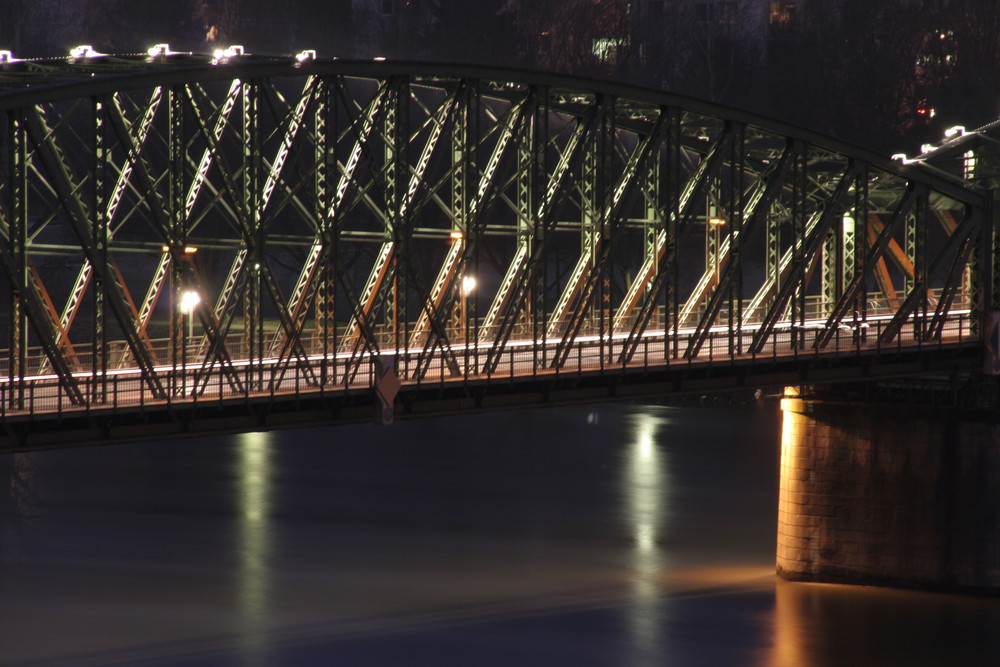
[777,388,1000,594]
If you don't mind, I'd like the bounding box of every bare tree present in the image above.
[626,1,765,118]
[0,0,35,54]
[502,0,632,79]
[352,0,439,60]
[424,0,514,66]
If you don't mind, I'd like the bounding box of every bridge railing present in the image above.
[0,282,967,382]
[0,311,975,419]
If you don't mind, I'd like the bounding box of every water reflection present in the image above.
[236,430,273,661]
[2,405,999,665]
[623,409,671,662]
[767,578,1000,667]
[0,452,40,561]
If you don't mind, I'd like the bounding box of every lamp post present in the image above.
[179,290,201,392]
[707,214,726,286]
[458,275,476,343]
[179,290,201,342]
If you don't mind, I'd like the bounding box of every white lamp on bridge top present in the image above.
[69,45,105,59]
[147,44,171,58]
[461,275,477,295]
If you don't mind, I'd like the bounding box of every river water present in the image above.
[1,403,999,666]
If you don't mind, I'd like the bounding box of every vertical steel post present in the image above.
[383,77,407,373]
[92,96,109,404]
[168,85,185,396]
[856,167,870,326]
[791,148,807,348]
[518,89,542,369]
[315,76,333,386]
[453,83,473,375]
[667,111,680,359]
[7,110,27,409]
[821,220,840,318]
[242,80,263,390]
[913,188,929,340]
[599,100,614,368]
[729,124,745,354]
[580,101,599,348]
[977,191,999,337]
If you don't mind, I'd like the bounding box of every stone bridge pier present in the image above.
[777,384,1000,594]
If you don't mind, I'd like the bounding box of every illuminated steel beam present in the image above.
[814,184,918,349]
[0,59,987,416]
[1,109,83,405]
[748,165,858,354]
[462,92,537,339]
[918,207,977,341]
[260,77,316,218]
[405,89,468,352]
[0,242,84,404]
[479,98,594,375]
[182,80,279,393]
[549,109,668,369]
[879,193,979,345]
[23,107,165,398]
[685,140,796,360]
[613,125,730,351]
[55,88,163,357]
[324,81,396,354]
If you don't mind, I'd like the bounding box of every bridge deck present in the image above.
[0,312,978,448]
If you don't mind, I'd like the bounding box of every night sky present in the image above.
[3,1,1000,160]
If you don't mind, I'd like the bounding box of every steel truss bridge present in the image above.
[0,49,993,447]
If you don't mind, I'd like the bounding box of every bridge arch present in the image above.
[0,52,990,437]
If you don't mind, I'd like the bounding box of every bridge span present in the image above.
[0,49,993,448]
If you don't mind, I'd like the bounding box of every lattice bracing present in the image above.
[0,53,989,412]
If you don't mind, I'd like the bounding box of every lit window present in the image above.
[593,37,627,63]
[768,1,796,26]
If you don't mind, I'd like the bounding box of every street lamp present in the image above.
[179,290,201,341]
[178,290,201,395]
[455,275,477,344]
[707,214,726,286]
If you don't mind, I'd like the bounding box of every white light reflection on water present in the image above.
[237,430,273,662]
[623,409,671,661]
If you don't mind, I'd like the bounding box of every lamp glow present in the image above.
[179,290,201,315]
[212,45,245,64]
[69,45,99,59]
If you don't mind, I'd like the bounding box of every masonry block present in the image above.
[776,392,1000,594]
